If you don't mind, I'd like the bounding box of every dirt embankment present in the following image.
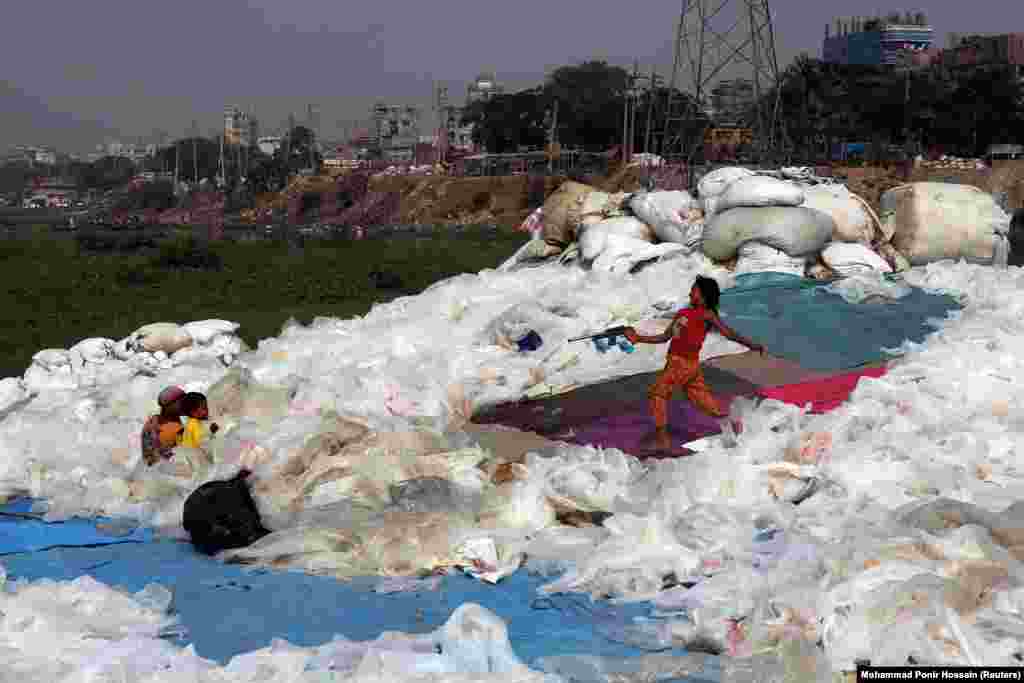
[367,171,634,230]
[833,160,1024,213]
[380,162,1023,231]
[249,160,1023,231]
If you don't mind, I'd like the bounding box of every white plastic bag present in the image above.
[0,377,29,413]
[30,349,73,372]
[183,320,240,346]
[715,176,806,213]
[69,338,116,364]
[735,242,809,277]
[824,272,912,304]
[821,242,894,276]
[578,222,609,262]
[130,322,194,355]
[628,191,699,245]
[591,234,686,274]
[589,216,655,244]
[697,166,755,199]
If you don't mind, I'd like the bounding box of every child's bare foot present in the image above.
[654,427,672,451]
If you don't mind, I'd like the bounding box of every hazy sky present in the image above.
[1,0,1018,153]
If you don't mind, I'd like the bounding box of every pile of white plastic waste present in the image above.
[917,155,987,171]
[507,166,1013,279]
[1,258,1024,679]
[373,164,439,178]
[11,320,247,397]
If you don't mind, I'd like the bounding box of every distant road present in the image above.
[0,207,70,227]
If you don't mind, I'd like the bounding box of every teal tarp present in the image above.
[718,273,960,372]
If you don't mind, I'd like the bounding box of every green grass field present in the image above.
[0,226,527,379]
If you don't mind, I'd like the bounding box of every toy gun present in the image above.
[568,325,632,343]
[568,326,635,354]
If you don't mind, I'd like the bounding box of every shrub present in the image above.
[150,234,223,271]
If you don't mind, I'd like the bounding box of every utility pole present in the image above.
[902,54,913,157]
[644,68,660,156]
[219,127,225,188]
[547,98,560,174]
[173,133,180,192]
[622,61,641,165]
[190,120,199,185]
[156,130,168,175]
[622,76,631,166]
[434,84,450,165]
[307,104,318,172]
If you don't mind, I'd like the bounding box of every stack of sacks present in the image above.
[879,182,1012,268]
[18,321,246,394]
[628,190,705,252]
[540,181,684,273]
[699,169,834,275]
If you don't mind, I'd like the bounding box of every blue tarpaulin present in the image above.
[0,499,699,670]
[718,273,960,372]
[0,497,152,554]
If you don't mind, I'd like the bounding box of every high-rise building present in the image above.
[372,104,421,149]
[224,106,253,146]
[823,14,934,66]
[440,104,475,151]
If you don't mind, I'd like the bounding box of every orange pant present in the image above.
[648,354,725,428]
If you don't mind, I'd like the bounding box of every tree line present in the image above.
[771,56,1024,161]
[462,57,1024,161]
[0,126,323,197]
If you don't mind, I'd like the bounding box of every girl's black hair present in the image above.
[180,392,208,416]
[694,276,721,330]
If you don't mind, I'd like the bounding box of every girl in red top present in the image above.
[625,276,764,451]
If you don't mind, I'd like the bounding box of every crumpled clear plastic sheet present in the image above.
[824,271,913,304]
[0,565,562,682]
[4,240,1024,677]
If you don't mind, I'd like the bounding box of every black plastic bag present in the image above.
[1010,209,1024,267]
[183,470,269,556]
[516,330,543,352]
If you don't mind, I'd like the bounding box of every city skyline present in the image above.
[1,0,1019,154]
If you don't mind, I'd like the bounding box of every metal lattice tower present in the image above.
[660,0,784,163]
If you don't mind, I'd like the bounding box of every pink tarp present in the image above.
[755,366,887,413]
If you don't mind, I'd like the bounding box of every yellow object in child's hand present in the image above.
[179,417,210,448]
